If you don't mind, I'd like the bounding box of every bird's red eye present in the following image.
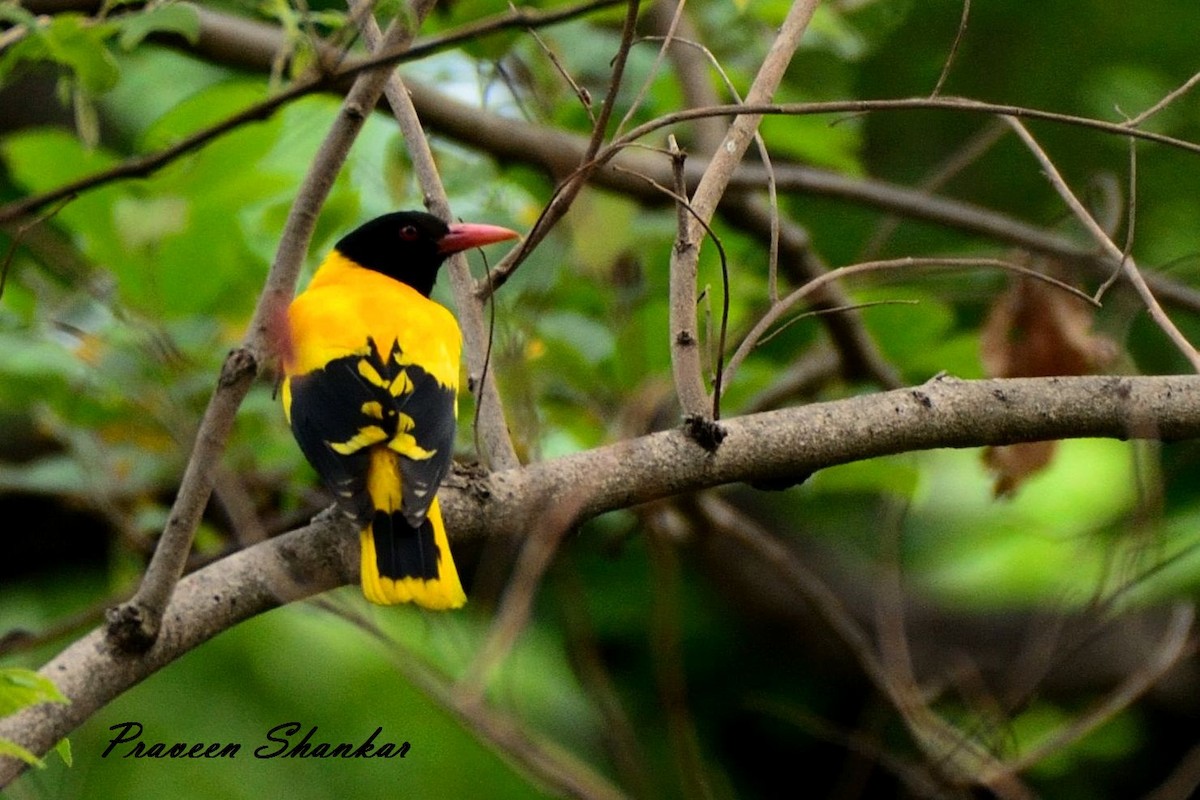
[399,225,419,241]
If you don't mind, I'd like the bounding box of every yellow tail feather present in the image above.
[360,448,465,609]
[360,500,466,608]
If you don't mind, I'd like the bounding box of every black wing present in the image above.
[286,337,456,527]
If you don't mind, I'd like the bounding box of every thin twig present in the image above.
[1004,605,1194,774]
[607,96,1200,159]
[474,257,503,464]
[356,0,519,470]
[756,298,921,348]
[1123,68,1200,128]
[710,224,731,420]
[521,11,596,125]
[931,0,971,97]
[1094,134,1138,303]
[722,256,1100,398]
[1004,116,1200,372]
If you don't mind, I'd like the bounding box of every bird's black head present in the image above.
[334,210,518,297]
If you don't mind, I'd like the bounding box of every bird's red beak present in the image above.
[438,222,520,255]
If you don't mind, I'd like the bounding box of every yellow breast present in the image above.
[284,251,462,391]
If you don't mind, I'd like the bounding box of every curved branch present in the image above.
[721,257,1097,395]
[4,374,1200,783]
[610,96,1200,158]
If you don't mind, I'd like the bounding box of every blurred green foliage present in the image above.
[3,0,1200,797]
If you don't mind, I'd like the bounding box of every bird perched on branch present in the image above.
[277,211,518,608]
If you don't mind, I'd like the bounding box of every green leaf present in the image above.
[0,128,126,269]
[54,736,73,767]
[0,737,45,769]
[116,2,201,51]
[36,15,120,94]
[0,668,69,717]
[856,288,957,380]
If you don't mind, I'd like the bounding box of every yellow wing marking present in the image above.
[329,425,388,455]
[357,359,388,389]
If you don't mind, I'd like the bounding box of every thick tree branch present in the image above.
[5,374,1200,783]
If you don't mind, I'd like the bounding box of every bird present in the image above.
[276,210,518,608]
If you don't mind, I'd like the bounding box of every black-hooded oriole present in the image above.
[278,211,518,608]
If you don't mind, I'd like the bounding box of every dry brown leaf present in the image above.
[983,440,1059,498]
[979,259,1119,496]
